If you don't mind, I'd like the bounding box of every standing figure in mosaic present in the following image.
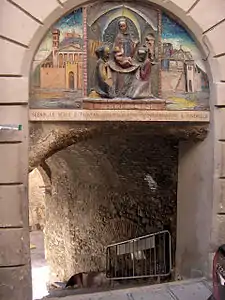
[92,45,114,98]
[127,46,153,99]
[145,33,156,60]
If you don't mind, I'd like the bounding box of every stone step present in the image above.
[42,278,212,300]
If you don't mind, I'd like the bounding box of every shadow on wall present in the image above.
[41,130,179,283]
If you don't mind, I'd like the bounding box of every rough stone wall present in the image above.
[1,0,225,299]
[28,168,45,230]
[43,156,70,281]
[44,129,178,282]
[29,122,207,172]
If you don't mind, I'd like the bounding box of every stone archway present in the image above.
[1,1,225,300]
[29,122,100,171]
[28,122,209,286]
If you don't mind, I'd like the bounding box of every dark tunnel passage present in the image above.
[28,122,208,287]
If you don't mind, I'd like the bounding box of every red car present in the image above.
[210,244,225,300]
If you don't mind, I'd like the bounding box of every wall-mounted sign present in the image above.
[29,109,209,122]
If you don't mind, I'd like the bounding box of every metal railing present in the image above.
[106,230,172,280]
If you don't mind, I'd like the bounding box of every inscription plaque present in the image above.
[29,109,210,122]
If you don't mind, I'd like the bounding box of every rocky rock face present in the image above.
[29,122,207,172]
[42,128,178,282]
[29,168,45,230]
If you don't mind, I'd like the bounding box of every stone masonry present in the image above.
[29,122,208,282]
[1,1,225,300]
[43,129,178,282]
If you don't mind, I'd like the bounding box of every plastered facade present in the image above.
[1,0,225,299]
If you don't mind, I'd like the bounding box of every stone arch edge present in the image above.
[18,0,225,283]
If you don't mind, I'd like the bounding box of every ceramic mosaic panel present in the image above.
[30,2,209,111]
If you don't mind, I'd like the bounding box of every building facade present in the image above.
[1,1,225,300]
[40,29,83,90]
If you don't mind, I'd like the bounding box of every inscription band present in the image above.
[29,109,210,122]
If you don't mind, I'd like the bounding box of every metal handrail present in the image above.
[106,230,172,280]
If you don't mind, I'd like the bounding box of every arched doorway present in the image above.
[28,0,215,292]
[189,79,193,92]
[1,0,225,300]
[68,71,75,89]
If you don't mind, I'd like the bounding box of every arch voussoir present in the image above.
[1,0,225,299]
[29,124,100,171]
